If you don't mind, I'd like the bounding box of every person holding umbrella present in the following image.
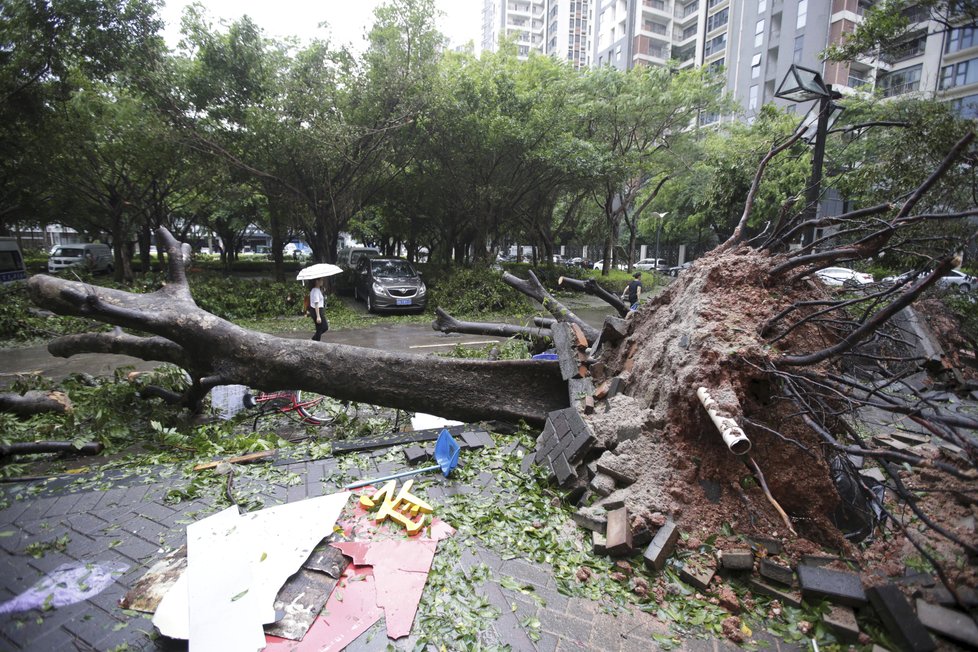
[296,263,343,342]
[309,276,328,341]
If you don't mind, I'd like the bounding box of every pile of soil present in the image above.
[590,247,977,589]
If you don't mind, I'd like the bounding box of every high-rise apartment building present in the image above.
[482,0,595,69]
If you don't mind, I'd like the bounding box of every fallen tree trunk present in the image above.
[27,232,567,426]
[0,391,73,417]
[502,271,600,343]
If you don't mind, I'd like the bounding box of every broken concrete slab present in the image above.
[571,505,608,534]
[915,598,978,648]
[797,564,867,607]
[719,549,753,572]
[588,472,615,497]
[867,584,935,652]
[824,605,860,643]
[601,316,628,343]
[604,507,633,557]
[595,455,637,485]
[596,489,627,512]
[759,558,794,587]
[929,584,978,608]
[748,578,803,608]
[568,377,595,406]
[643,520,680,572]
[552,323,585,380]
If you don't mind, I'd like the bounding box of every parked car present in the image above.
[814,267,874,287]
[667,262,693,277]
[353,257,427,313]
[883,269,975,292]
[592,259,627,271]
[48,243,113,274]
[634,258,668,271]
[0,237,27,283]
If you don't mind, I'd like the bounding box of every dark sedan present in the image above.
[353,257,427,313]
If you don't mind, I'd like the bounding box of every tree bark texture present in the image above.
[0,391,73,417]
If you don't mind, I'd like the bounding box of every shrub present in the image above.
[426,266,532,317]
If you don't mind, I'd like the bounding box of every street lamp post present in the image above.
[775,65,844,248]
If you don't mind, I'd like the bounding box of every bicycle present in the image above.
[241,389,359,429]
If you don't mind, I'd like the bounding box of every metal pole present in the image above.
[802,90,832,247]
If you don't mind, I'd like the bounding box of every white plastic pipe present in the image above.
[697,386,752,455]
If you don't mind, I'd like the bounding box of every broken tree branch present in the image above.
[557,276,628,317]
[0,391,73,417]
[502,270,600,342]
[431,308,552,345]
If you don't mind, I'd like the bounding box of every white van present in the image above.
[48,243,113,274]
[0,237,27,283]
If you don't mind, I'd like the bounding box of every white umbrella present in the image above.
[296,263,343,281]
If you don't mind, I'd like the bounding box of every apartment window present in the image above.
[952,93,978,119]
[758,0,767,12]
[616,45,622,62]
[683,24,698,39]
[946,26,978,54]
[751,53,761,79]
[683,2,699,18]
[749,84,759,110]
[644,21,668,35]
[755,19,765,47]
[797,0,807,29]
[704,33,727,56]
[707,8,729,32]
[644,0,666,10]
[709,57,725,73]
[881,63,922,96]
[941,57,978,89]
[888,31,928,61]
[707,0,724,8]
[793,35,804,63]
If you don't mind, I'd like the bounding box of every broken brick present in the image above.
[824,605,860,643]
[678,556,715,591]
[403,446,431,465]
[605,507,633,557]
[572,506,607,534]
[583,395,595,414]
[588,473,615,497]
[595,458,636,485]
[643,520,680,572]
[592,531,607,555]
[759,558,794,587]
[601,316,628,343]
[916,599,978,648]
[867,584,935,652]
[719,549,754,571]
[590,362,606,382]
[797,564,867,607]
[749,578,803,608]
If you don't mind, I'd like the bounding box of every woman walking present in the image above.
[309,277,328,341]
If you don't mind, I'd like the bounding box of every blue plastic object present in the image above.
[531,352,559,361]
[433,428,460,476]
[344,428,461,489]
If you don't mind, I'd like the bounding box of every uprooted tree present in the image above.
[26,131,978,600]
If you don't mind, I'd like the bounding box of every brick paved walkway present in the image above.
[0,444,809,651]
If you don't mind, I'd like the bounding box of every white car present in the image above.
[814,267,874,287]
[883,269,975,292]
[634,258,668,271]
[592,259,627,270]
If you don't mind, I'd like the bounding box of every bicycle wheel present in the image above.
[293,391,359,425]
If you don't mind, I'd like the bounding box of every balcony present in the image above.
[881,80,919,97]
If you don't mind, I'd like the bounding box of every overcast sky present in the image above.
[159,0,482,52]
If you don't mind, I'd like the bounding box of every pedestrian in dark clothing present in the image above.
[622,272,643,311]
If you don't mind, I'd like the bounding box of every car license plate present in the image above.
[396,298,411,306]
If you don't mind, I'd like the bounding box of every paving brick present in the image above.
[605,507,633,557]
[537,608,591,645]
[748,536,783,555]
[592,530,607,555]
[500,558,552,591]
[678,556,715,591]
[797,564,867,607]
[824,604,860,643]
[748,578,803,608]
[719,549,754,571]
[551,453,577,487]
[643,520,680,572]
[915,598,978,648]
[867,584,935,652]
[759,558,795,586]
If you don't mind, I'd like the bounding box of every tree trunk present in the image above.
[27,230,567,425]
